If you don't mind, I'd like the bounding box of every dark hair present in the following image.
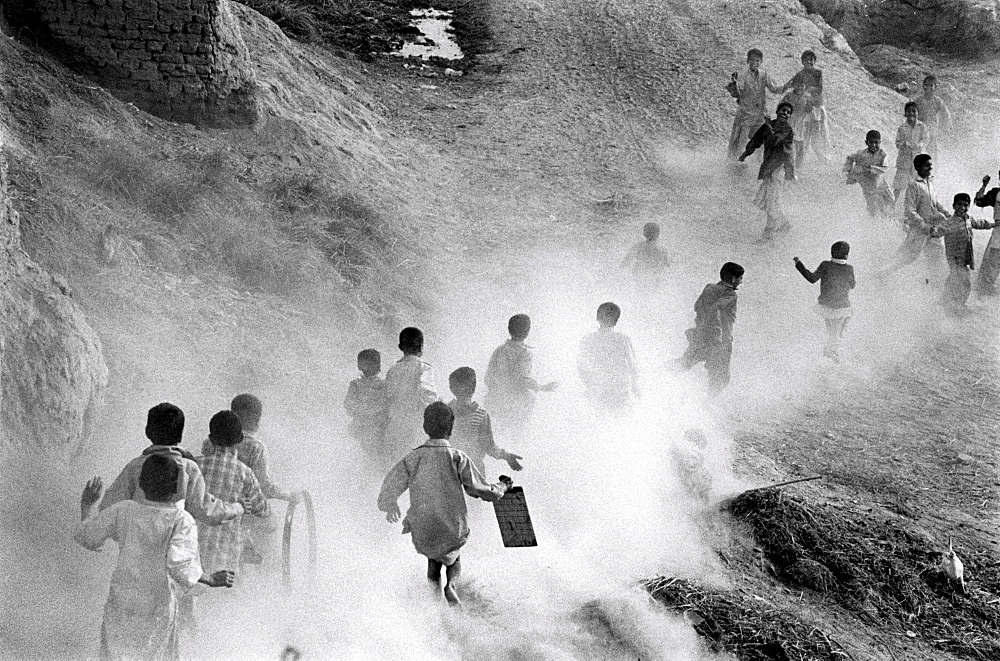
[209,410,243,447]
[747,48,763,60]
[508,314,531,340]
[865,130,881,142]
[904,100,918,114]
[596,302,621,325]
[776,101,794,114]
[358,349,381,374]
[139,454,180,502]
[913,153,932,171]
[230,393,262,432]
[801,49,816,61]
[398,327,424,354]
[954,193,971,205]
[831,241,850,259]
[642,222,660,240]
[449,366,477,393]
[720,262,745,282]
[423,401,454,439]
[923,74,937,85]
[146,403,185,446]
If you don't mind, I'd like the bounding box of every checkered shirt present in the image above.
[197,446,269,572]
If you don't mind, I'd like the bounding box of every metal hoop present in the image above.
[282,490,316,586]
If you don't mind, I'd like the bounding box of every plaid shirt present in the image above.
[197,446,269,572]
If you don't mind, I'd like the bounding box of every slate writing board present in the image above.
[493,486,538,547]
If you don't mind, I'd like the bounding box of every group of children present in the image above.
[76,396,297,660]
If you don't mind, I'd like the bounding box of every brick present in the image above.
[146,40,164,51]
[132,69,160,81]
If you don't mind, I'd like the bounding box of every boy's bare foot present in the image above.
[443,585,463,607]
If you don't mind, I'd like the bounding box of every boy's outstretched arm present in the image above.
[456,455,508,503]
[377,460,409,522]
[80,477,103,521]
[239,472,270,518]
[793,257,820,283]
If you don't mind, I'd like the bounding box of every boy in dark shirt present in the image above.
[793,241,856,362]
[973,171,1000,296]
[739,102,796,242]
[680,262,744,395]
[938,193,994,314]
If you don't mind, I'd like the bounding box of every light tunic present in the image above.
[484,339,537,419]
[577,328,639,405]
[101,445,241,525]
[75,500,206,661]
[377,439,506,564]
[727,67,782,159]
[893,120,930,191]
[384,355,438,456]
[344,375,389,446]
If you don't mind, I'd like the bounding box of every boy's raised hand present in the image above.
[539,381,559,393]
[203,570,235,588]
[984,175,992,186]
[498,475,514,491]
[793,257,801,265]
[385,502,401,523]
[81,477,104,508]
[504,452,524,472]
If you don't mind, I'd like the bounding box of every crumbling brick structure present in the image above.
[26,0,259,127]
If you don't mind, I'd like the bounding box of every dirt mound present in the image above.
[729,488,1000,659]
[644,576,846,660]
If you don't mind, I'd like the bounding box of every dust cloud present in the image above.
[4,94,1000,661]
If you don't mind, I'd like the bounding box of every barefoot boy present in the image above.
[938,193,995,314]
[385,327,438,460]
[76,456,234,660]
[102,403,242,525]
[577,302,640,408]
[794,242,856,362]
[726,48,783,162]
[378,402,510,606]
[844,130,894,218]
[344,349,389,451]
[883,154,948,281]
[739,102,796,242]
[484,314,557,442]
[781,50,828,167]
[681,262,744,395]
[448,367,523,475]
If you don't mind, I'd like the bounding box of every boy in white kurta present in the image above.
[75,455,234,661]
[384,327,438,462]
[726,48,783,162]
[578,302,640,408]
[378,402,509,606]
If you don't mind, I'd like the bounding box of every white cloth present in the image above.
[577,328,639,403]
[384,355,438,457]
[75,500,206,661]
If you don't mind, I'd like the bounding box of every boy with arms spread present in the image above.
[484,314,557,441]
[726,48,783,162]
[937,193,995,314]
[680,262,744,395]
[794,242,856,362]
[447,367,523,476]
[739,102,796,242]
[883,154,949,280]
[577,302,641,409]
[76,456,234,661]
[378,402,510,607]
[844,130,895,218]
[102,403,242,525]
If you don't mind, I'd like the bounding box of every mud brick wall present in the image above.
[34,0,259,127]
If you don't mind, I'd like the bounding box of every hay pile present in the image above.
[728,488,1000,659]
[644,576,847,660]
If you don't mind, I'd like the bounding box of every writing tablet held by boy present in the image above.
[793,242,856,362]
[75,456,234,661]
[377,402,510,607]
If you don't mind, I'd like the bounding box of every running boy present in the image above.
[913,75,952,157]
[726,48,783,162]
[577,302,640,408]
[739,102,796,242]
[781,50,829,167]
[447,367,523,475]
[973,171,1000,295]
[102,403,243,525]
[938,193,994,314]
[385,327,438,460]
[793,242,856,362]
[378,402,510,607]
[680,262,744,395]
[344,348,389,450]
[892,101,930,200]
[883,154,948,280]
[620,221,670,293]
[844,130,894,218]
[76,457,234,660]
[484,314,557,441]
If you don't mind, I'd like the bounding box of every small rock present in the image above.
[956,453,976,465]
[444,68,463,77]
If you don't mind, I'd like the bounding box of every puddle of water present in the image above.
[392,8,464,61]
